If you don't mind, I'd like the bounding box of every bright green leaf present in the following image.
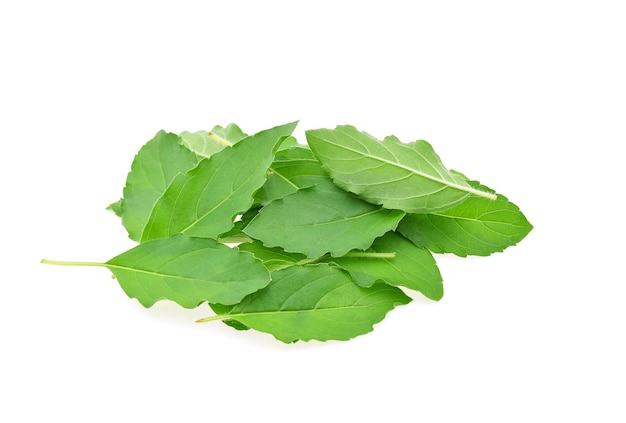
[141,121,298,242]
[244,181,405,258]
[216,207,261,244]
[43,120,534,345]
[275,135,299,151]
[200,264,411,343]
[398,181,533,257]
[211,123,248,143]
[254,146,329,204]
[106,235,269,308]
[238,240,308,271]
[106,199,123,217]
[42,235,271,308]
[327,231,443,300]
[180,123,248,159]
[120,131,198,241]
[306,126,496,213]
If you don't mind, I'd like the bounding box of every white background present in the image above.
[2,1,624,421]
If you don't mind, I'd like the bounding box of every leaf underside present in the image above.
[306,126,495,213]
[180,123,248,159]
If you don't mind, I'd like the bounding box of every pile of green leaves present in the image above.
[43,121,532,343]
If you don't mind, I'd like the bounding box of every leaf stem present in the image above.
[295,257,321,266]
[196,315,225,323]
[343,251,396,259]
[40,259,105,267]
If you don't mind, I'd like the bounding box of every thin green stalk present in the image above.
[196,315,226,323]
[343,251,396,259]
[41,259,105,267]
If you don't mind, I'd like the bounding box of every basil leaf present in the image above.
[398,181,533,257]
[328,231,443,300]
[121,130,198,241]
[244,181,405,258]
[141,122,298,242]
[201,264,411,343]
[180,123,248,159]
[254,146,329,204]
[306,125,496,213]
[238,240,307,271]
[106,234,270,308]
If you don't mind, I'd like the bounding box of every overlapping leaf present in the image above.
[398,181,533,256]
[244,180,405,258]
[306,126,496,213]
[238,240,307,271]
[199,264,411,343]
[180,123,248,158]
[120,131,198,241]
[254,147,329,204]
[327,231,443,300]
[141,121,298,242]
[106,234,270,308]
[44,120,533,344]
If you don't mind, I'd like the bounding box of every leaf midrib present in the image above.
[429,212,524,227]
[105,262,242,285]
[315,132,496,200]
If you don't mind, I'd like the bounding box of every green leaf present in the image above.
[216,207,261,244]
[398,181,533,257]
[105,234,270,308]
[275,135,299,151]
[327,232,443,300]
[244,181,405,258]
[211,123,248,143]
[180,123,248,158]
[254,146,329,204]
[306,126,496,213]
[141,121,298,242]
[106,199,123,217]
[200,264,411,343]
[238,240,308,271]
[121,130,198,241]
